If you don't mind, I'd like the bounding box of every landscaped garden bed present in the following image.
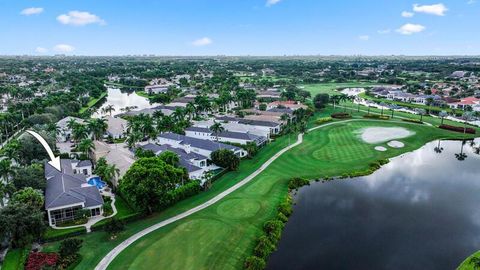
[331,112,351,119]
[439,124,476,134]
[25,252,58,270]
[401,118,424,124]
[363,114,390,120]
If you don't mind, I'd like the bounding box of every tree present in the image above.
[119,157,187,214]
[102,105,116,116]
[59,238,83,259]
[0,204,45,248]
[0,159,13,183]
[12,164,45,190]
[210,121,225,142]
[211,149,240,171]
[134,148,156,159]
[439,111,448,125]
[11,187,44,209]
[87,118,108,140]
[104,218,125,238]
[313,94,330,110]
[244,142,259,158]
[157,151,180,167]
[78,138,95,156]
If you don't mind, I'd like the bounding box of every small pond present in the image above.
[92,88,158,118]
[268,139,480,270]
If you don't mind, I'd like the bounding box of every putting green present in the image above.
[106,120,470,270]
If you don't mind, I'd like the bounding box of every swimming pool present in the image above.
[88,177,106,189]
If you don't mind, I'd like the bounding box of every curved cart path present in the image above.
[95,119,418,270]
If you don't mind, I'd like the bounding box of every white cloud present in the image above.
[266,0,281,7]
[53,44,75,53]
[192,37,213,47]
[20,7,44,16]
[377,29,391,34]
[401,11,414,17]
[35,47,48,53]
[57,11,105,26]
[359,35,370,41]
[413,3,448,16]
[396,23,426,35]
[467,0,476,4]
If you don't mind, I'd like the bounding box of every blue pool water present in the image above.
[88,177,106,189]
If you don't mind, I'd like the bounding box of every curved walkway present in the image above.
[94,118,420,270]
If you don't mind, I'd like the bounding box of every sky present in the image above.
[1,0,479,56]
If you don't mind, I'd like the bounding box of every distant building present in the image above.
[185,126,267,146]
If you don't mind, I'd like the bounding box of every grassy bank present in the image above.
[78,92,108,114]
[1,247,30,270]
[300,82,381,96]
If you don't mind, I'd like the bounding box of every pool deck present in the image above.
[51,191,118,233]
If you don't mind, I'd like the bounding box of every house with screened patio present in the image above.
[44,159,104,226]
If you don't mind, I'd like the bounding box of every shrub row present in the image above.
[439,124,476,134]
[363,114,390,120]
[42,227,87,243]
[315,117,332,125]
[244,178,309,270]
[401,118,424,124]
[331,112,351,119]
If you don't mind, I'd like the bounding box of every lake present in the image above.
[268,139,480,270]
[92,88,158,118]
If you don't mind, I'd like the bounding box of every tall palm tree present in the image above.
[104,164,121,185]
[462,112,473,134]
[185,102,196,120]
[210,122,225,142]
[102,105,116,116]
[78,138,95,156]
[0,159,13,183]
[455,140,468,161]
[126,132,142,149]
[439,111,448,126]
[72,124,88,142]
[88,118,108,141]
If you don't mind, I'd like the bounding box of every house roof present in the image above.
[105,116,128,136]
[139,143,204,173]
[158,132,242,152]
[57,116,85,129]
[44,162,103,210]
[185,126,266,142]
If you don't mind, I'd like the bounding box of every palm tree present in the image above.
[434,140,443,154]
[104,164,121,185]
[379,102,386,116]
[78,138,95,156]
[126,132,142,149]
[72,124,88,142]
[88,118,108,141]
[416,108,426,122]
[439,111,448,125]
[0,159,13,183]
[455,140,468,161]
[102,105,116,116]
[210,122,225,142]
[185,102,196,120]
[462,112,473,134]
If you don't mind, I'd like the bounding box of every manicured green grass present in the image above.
[78,92,108,114]
[458,251,480,270]
[42,135,292,270]
[301,81,380,96]
[135,91,154,99]
[1,247,29,270]
[106,120,474,270]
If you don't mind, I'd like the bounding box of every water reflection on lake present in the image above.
[92,88,158,118]
[268,139,480,270]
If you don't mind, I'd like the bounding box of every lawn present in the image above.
[1,247,29,270]
[104,120,474,270]
[42,134,292,269]
[301,81,381,96]
[78,92,108,114]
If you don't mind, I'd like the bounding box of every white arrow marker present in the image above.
[26,130,62,171]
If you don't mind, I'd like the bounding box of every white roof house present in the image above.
[105,116,128,139]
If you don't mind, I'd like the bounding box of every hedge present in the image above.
[363,114,390,120]
[331,112,351,119]
[439,124,476,134]
[42,227,87,243]
[401,118,424,124]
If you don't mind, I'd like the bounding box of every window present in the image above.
[83,169,88,175]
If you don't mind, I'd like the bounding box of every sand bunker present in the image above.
[375,146,387,152]
[359,127,414,144]
[387,140,405,148]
